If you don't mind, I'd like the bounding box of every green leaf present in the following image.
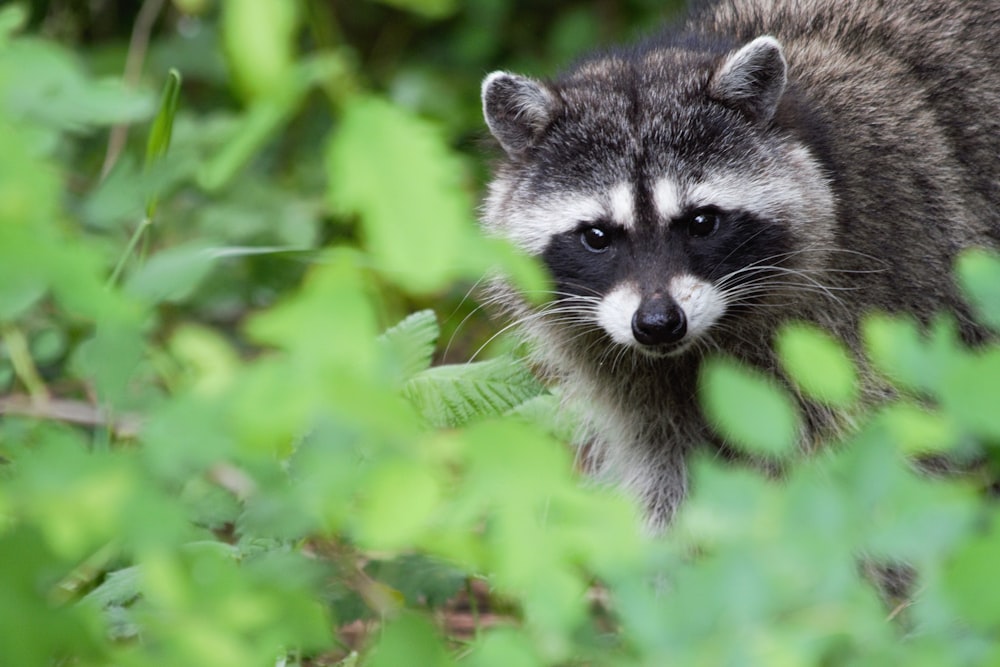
[366,613,456,667]
[0,40,152,132]
[371,0,458,19]
[379,310,440,382]
[356,461,442,549]
[944,520,1000,629]
[402,356,544,428]
[939,348,1000,441]
[326,94,472,293]
[465,628,543,667]
[221,0,300,100]
[877,402,960,455]
[144,68,182,218]
[124,242,215,304]
[197,55,345,191]
[700,358,799,457]
[862,314,937,392]
[0,3,27,43]
[0,528,106,665]
[777,323,858,407]
[365,554,466,608]
[957,248,1000,332]
[83,566,142,609]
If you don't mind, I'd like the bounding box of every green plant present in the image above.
[3,2,1000,666]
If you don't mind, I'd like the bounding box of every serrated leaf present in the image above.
[402,356,544,428]
[379,310,440,382]
[957,248,1000,332]
[366,554,466,608]
[82,566,142,609]
[506,391,578,443]
[326,95,470,293]
[700,358,799,458]
[777,323,858,407]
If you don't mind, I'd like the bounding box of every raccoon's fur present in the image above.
[480,0,1000,528]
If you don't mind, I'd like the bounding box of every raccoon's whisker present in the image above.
[443,301,493,360]
[718,265,849,303]
[468,301,595,362]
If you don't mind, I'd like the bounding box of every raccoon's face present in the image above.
[482,37,835,358]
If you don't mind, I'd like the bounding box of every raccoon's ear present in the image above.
[482,71,557,157]
[710,36,787,123]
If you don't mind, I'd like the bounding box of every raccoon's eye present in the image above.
[580,226,612,253]
[687,209,721,237]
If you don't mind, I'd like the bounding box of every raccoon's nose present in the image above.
[631,298,687,346]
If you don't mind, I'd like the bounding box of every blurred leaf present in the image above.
[700,358,799,458]
[198,54,346,191]
[944,517,1000,630]
[0,3,27,43]
[863,313,946,393]
[957,248,1000,332]
[366,554,466,608]
[777,323,858,407]
[0,528,106,665]
[366,613,456,667]
[0,40,152,132]
[221,0,300,100]
[73,320,146,410]
[371,0,458,19]
[357,461,442,550]
[940,348,1000,441]
[84,565,142,609]
[466,628,543,667]
[877,402,960,455]
[125,242,215,304]
[402,356,544,428]
[327,94,473,293]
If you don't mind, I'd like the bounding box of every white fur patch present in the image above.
[670,274,726,338]
[501,182,643,255]
[505,193,605,254]
[686,148,833,225]
[608,181,635,228]
[652,176,683,221]
[596,283,641,345]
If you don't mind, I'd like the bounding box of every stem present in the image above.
[466,577,481,640]
[107,217,152,288]
[99,0,167,181]
[1,326,48,403]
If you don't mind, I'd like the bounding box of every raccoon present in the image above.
[479,0,1000,528]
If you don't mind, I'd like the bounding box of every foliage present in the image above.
[2,1,1000,666]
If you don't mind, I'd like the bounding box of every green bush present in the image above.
[2,2,1000,665]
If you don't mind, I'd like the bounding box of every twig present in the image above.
[99,0,167,181]
[0,394,142,438]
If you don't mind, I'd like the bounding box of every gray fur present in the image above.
[480,0,1000,529]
